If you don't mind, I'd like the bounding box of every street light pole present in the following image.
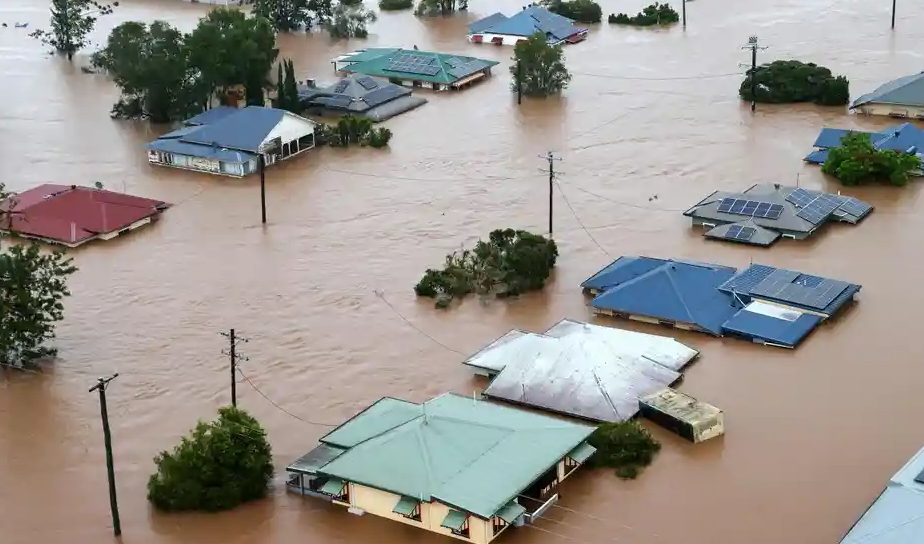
[89,374,121,537]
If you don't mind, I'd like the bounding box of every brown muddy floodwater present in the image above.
[2,0,924,543]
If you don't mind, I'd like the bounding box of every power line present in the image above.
[553,182,612,257]
[236,369,339,427]
[742,36,768,112]
[539,151,562,235]
[570,70,743,82]
[220,328,249,408]
[373,290,465,355]
[565,183,686,213]
[324,166,541,183]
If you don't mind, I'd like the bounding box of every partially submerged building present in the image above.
[683,183,873,246]
[297,74,427,122]
[850,72,924,118]
[583,257,861,348]
[462,319,699,422]
[638,388,724,444]
[804,123,924,174]
[840,445,924,543]
[0,184,170,247]
[285,393,596,543]
[332,48,499,91]
[146,106,316,177]
[467,6,588,46]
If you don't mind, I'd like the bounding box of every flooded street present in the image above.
[2,0,924,542]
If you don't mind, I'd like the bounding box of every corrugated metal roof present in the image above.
[703,219,780,246]
[462,329,539,374]
[310,393,594,519]
[683,184,816,234]
[340,49,499,85]
[581,256,668,293]
[183,106,240,126]
[180,106,287,153]
[841,445,924,544]
[147,137,258,163]
[473,319,698,422]
[639,388,722,426]
[806,123,924,171]
[286,443,347,474]
[718,264,861,317]
[468,12,508,33]
[720,300,823,348]
[851,72,924,108]
[468,6,584,42]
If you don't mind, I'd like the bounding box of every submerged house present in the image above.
[582,257,861,348]
[297,74,427,122]
[850,72,924,118]
[146,106,316,177]
[840,444,924,543]
[683,183,873,246]
[467,6,588,46]
[286,393,596,543]
[804,123,924,174]
[0,184,170,248]
[332,48,499,91]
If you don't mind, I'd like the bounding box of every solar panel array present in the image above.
[362,85,406,108]
[796,193,842,224]
[748,268,849,311]
[356,76,379,91]
[320,95,352,109]
[785,188,816,208]
[838,197,873,217]
[387,53,441,77]
[444,57,464,68]
[725,225,756,242]
[717,198,785,219]
[787,188,873,220]
[333,80,350,94]
[915,467,924,485]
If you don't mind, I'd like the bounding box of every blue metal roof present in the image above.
[721,304,823,348]
[718,264,860,316]
[180,106,287,153]
[147,138,258,163]
[851,72,924,109]
[812,128,879,149]
[587,259,740,336]
[581,256,668,292]
[468,6,584,42]
[807,123,924,165]
[183,106,240,126]
[468,12,508,33]
[804,149,829,164]
[841,445,924,544]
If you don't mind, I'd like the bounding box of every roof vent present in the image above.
[71,184,77,190]
[774,183,781,190]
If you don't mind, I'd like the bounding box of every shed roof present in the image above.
[467,6,586,43]
[339,49,499,85]
[639,388,722,426]
[472,319,698,422]
[586,257,740,335]
[311,393,594,519]
[703,219,780,246]
[720,300,824,348]
[851,72,924,108]
[841,445,924,544]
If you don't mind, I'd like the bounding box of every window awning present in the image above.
[495,501,526,524]
[393,496,420,516]
[441,509,468,531]
[567,442,596,464]
[451,72,486,88]
[320,478,345,495]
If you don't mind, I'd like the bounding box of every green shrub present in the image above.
[822,132,921,186]
[379,0,413,10]
[546,0,602,23]
[739,60,850,105]
[609,3,679,26]
[587,421,661,479]
[312,115,392,148]
[147,406,273,512]
[414,229,558,309]
[366,127,392,148]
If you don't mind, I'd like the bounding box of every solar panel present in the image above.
[749,269,849,311]
[786,188,816,208]
[320,95,352,109]
[333,80,350,94]
[717,198,783,219]
[796,194,842,224]
[733,226,756,241]
[356,76,378,91]
[726,225,742,238]
[916,467,924,485]
[362,85,405,108]
[445,57,463,68]
[837,197,872,217]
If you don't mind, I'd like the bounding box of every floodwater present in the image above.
[1,0,923,542]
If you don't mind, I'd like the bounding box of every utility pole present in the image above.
[538,152,562,236]
[220,329,248,407]
[891,0,897,29]
[89,374,121,537]
[259,154,267,225]
[742,36,768,113]
[682,0,686,28]
[516,60,523,105]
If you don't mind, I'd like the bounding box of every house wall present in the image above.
[265,113,315,147]
[147,150,248,178]
[856,103,924,119]
[468,33,533,46]
[345,482,493,544]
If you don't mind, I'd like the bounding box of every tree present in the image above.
[414,229,558,309]
[609,2,679,26]
[587,421,661,479]
[29,0,115,60]
[252,0,312,31]
[545,0,602,23]
[510,32,571,98]
[739,60,850,106]
[307,0,335,24]
[414,0,467,17]
[91,21,203,123]
[0,184,78,370]
[328,3,378,39]
[275,58,301,112]
[313,116,392,148]
[822,132,921,187]
[379,0,413,9]
[147,406,274,512]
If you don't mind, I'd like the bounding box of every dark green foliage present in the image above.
[379,0,413,10]
[588,421,661,479]
[308,0,334,24]
[510,31,572,97]
[415,0,467,16]
[822,132,921,186]
[609,3,679,26]
[545,0,602,24]
[328,3,377,39]
[29,0,115,60]
[738,60,850,106]
[252,0,312,31]
[147,406,274,512]
[414,229,558,309]
[313,116,392,148]
[275,58,301,112]
[0,184,78,370]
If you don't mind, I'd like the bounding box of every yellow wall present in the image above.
[347,482,493,544]
[856,104,924,119]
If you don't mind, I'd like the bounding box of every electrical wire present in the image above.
[373,290,465,355]
[554,181,612,257]
[571,71,745,82]
[565,183,687,213]
[325,166,541,183]
[237,368,339,427]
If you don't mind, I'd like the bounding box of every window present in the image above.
[451,517,469,538]
[392,496,421,522]
[441,510,469,538]
[492,516,507,535]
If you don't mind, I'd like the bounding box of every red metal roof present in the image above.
[0,184,170,246]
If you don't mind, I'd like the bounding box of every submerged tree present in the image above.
[739,60,850,106]
[608,2,679,26]
[307,0,335,24]
[328,3,378,39]
[510,32,572,98]
[821,132,921,187]
[587,421,661,479]
[414,0,467,17]
[544,0,602,24]
[147,406,274,512]
[252,0,313,31]
[30,0,116,60]
[0,184,78,370]
[275,58,301,112]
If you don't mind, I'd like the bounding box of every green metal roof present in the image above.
[315,393,595,519]
[340,48,500,85]
[320,477,345,495]
[286,443,347,474]
[340,48,400,63]
[567,442,596,464]
[496,501,527,524]
[441,509,468,531]
[393,496,419,516]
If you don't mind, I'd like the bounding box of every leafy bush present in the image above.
[510,31,572,97]
[609,3,679,26]
[147,406,273,512]
[587,421,661,479]
[414,229,558,309]
[545,0,602,23]
[821,132,921,186]
[739,60,850,105]
[379,0,413,10]
[313,115,392,148]
[366,127,392,148]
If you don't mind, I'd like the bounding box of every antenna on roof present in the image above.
[94,182,103,190]
[796,173,800,188]
[423,402,429,424]
[70,222,77,243]
[473,390,477,405]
